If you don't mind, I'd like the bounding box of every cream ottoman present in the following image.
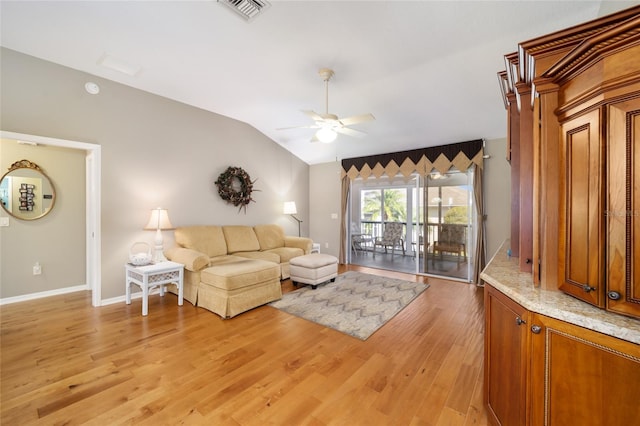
[289,253,338,289]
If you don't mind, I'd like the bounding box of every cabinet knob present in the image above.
[515,317,526,326]
[582,284,596,293]
[531,325,542,334]
[608,291,621,301]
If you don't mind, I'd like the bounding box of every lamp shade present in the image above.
[316,127,337,143]
[283,201,297,215]
[144,208,174,230]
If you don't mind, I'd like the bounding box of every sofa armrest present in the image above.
[165,247,209,272]
[284,236,313,254]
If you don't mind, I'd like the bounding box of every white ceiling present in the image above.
[1,1,638,165]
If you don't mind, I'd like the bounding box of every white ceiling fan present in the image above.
[278,68,375,143]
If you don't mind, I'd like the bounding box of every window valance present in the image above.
[341,139,484,180]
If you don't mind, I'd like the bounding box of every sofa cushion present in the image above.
[175,226,227,258]
[209,254,249,266]
[223,226,261,253]
[233,251,281,264]
[264,247,305,263]
[254,224,285,250]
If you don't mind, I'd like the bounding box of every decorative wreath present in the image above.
[214,166,257,213]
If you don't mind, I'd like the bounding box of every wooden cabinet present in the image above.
[485,284,640,426]
[529,313,640,426]
[492,9,640,423]
[558,109,605,307]
[607,98,640,317]
[498,5,640,319]
[484,285,529,425]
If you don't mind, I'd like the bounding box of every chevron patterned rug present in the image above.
[269,271,429,340]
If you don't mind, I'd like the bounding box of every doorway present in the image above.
[0,131,101,306]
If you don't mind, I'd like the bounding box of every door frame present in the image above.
[1,131,102,306]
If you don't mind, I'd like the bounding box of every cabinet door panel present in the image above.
[559,109,605,306]
[607,97,640,319]
[530,314,640,426]
[484,286,528,425]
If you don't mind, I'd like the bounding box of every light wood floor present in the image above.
[1,264,488,425]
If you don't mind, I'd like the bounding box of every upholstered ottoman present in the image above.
[289,253,338,289]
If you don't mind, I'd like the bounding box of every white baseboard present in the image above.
[0,284,90,305]
[1,285,170,307]
[100,288,166,306]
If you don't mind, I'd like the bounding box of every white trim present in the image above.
[86,149,102,307]
[100,288,170,306]
[0,285,90,305]
[0,131,102,306]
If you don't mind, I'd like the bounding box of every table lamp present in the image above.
[144,207,174,263]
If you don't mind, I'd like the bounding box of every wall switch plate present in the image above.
[33,263,42,275]
[330,213,338,219]
[0,217,8,226]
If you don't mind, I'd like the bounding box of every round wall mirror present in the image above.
[0,159,56,220]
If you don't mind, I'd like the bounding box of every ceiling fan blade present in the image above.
[276,124,320,130]
[335,127,366,138]
[301,110,324,121]
[339,113,375,126]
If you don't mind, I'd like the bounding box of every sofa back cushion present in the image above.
[223,226,261,253]
[254,224,285,250]
[175,226,227,258]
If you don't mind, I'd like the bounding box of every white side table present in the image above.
[311,243,321,253]
[125,261,184,316]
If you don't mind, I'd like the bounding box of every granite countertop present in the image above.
[481,240,640,345]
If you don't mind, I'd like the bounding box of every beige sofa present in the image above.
[165,224,312,318]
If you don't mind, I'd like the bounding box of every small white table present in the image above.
[125,261,184,316]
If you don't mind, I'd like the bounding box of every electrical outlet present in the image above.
[33,262,42,275]
[325,242,329,249]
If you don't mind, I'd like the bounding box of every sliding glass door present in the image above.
[349,175,417,274]
[420,169,475,281]
[348,168,477,282]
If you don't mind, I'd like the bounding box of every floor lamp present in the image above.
[283,201,302,237]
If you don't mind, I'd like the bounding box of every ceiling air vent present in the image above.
[218,0,271,22]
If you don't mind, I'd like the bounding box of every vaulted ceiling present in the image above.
[1,1,637,164]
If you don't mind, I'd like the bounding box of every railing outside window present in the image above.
[355,221,468,254]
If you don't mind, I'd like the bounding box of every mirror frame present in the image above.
[0,159,56,221]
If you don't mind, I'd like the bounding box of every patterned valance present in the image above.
[341,139,484,180]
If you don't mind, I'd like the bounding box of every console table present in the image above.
[125,261,184,316]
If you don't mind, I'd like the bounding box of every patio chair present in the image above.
[351,222,373,255]
[432,224,466,266]
[373,222,405,258]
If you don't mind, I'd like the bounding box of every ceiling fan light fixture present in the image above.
[316,127,337,143]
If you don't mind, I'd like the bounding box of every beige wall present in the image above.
[483,138,511,259]
[0,47,309,300]
[309,161,342,257]
[0,140,86,297]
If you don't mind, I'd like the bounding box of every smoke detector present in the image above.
[218,0,271,21]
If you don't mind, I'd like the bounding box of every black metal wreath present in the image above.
[214,166,257,213]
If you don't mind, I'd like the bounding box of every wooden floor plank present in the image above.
[1,264,488,425]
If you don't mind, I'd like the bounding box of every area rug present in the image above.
[269,271,429,340]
